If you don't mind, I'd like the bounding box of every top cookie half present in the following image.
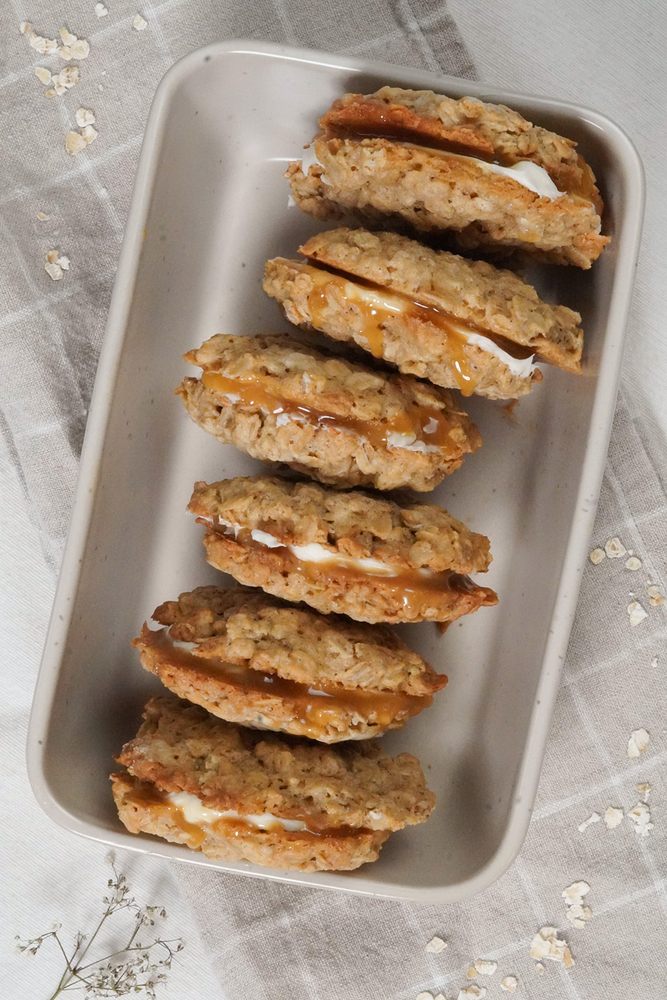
[286,87,609,268]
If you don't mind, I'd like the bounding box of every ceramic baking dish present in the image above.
[27,40,644,903]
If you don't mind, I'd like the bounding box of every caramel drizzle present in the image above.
[142,627,430,738]
[295,261,533,396]
[201,364,462,451]
[206,519,494,614]
[125,781,369,842]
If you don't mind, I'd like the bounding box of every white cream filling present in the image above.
[167,791,308,832]
[386,431,442,454]
[339,280,537,379]
[170,639,197,651]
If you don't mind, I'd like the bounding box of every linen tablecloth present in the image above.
[2,2,666,998]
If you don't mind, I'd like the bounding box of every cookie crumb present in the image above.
[604,806,624,829]
[133,13,148,30]
[628,801,653,837]
[501,977,518,993]
[577,811,600,832]
[589,548,605,565]
[628,728,650,757]
[605,536,626,558]
[425,937,447,954]
[627,601,648,627]
[626,556,642,571]
[529,927,574,968]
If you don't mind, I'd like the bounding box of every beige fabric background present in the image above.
[2,2,666,998]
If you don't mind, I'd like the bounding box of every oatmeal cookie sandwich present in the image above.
[177,334,480,492]
[286,86,609,268]
[133,585,447,743]
[264,228,583,399]
[188,474,497,625]
[112,695,435,872]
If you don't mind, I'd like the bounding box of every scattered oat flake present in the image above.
[60,27,77,46]
[458,988,485,1000]
[133,13,148,30]
[65,131,87,155]
[45,88,57,98]
[473,960,497,976]
[628,601,648,627]
[417,993,433,1000]
[651,656,659,668]
[52,66,80,95]
[466,967,479,979]
[562,880,590,904]
[636,782,651,798]
[34,66,52,85]
[58,256,70,271]
[81,125,98,144]
[425,936,447,954]
[577,811,601,832]
[20,21,32,34]
[501,978,518,993]
[529,927,574,968]
[76,108,95,127]
[626,556,642,571]
[647,584,665,606]
[534,963,545,975]
[95,2,109,15]
[605,536,626,558]
[36,211,49,221]
[604,806,624,829]
[628,801,653,837]
[589,547,605,565]
[28,32,60,55]
[628,728,650,758]
[566,903,593,929]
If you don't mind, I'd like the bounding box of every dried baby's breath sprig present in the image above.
[14,859,184,998]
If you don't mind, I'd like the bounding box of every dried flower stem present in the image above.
[15,860,184,999]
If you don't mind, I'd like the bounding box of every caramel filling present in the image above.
[123,781,367,841]
[204,518,496,614]
[290,260,534,395]
[141,627,430,738]
[201,365,462,450]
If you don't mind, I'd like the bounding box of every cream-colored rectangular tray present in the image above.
[27,41,644,902]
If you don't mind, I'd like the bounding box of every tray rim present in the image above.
[26,38,646,903]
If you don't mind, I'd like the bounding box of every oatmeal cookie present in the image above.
[286,87,609,268]
[188,475,497,624]
[177,334,480,491]
[112,695,434,871]
[133,585,446,742]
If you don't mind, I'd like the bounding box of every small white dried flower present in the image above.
[589,547,605,564]
[627,601,648,627]
[133,13,148,30]
[605,536,626,558]
[628,728,650,757]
